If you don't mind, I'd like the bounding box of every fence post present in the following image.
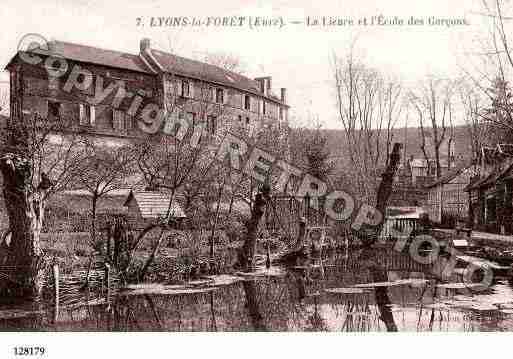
[52,264,59,323]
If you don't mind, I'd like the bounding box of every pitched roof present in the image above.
[6,40,287,106]
[150,49,286,104]
[124,191,186,219]
[466,159,513,191]
[8,40,153,74]
[424,163,473,189]
[409,158,451,168]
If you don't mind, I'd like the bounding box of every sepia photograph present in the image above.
[0,0,513,357]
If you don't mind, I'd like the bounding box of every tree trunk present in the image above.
[435,145,442,179]
[369,142,402,246]
[0,154,46,298]
[240,184,270,272]
[139,227,165,282]
[370,265,397,332]
[242,280,267,331]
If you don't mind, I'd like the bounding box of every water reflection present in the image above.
[2,248,513,331]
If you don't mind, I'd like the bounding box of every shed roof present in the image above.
[124,191,186,219]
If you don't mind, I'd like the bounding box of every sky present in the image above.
[0,0,497,128]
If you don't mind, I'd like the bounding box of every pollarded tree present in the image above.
[0,113,86,298]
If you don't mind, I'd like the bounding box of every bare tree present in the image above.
[76,140,137,245]
[0,113,86,297]
[202,51,247,75]
[333,49,403,204]
[462,1,513,144]
[410,78,454,179]
[130,61,237,277]
[459,81,487,161]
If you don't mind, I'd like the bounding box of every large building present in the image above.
[5,38,289,145]
[3,39,290,232]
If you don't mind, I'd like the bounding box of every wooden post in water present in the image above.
[104,263,111,306]
[52,264,59,323]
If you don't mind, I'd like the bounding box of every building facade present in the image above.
[424,164,476,225]
[467,145,513,234]
[5,38,289,146]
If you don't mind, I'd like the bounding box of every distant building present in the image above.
[424,163,477,224]
[408,157,455,187]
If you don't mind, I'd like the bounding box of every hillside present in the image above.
[317,125,473,169]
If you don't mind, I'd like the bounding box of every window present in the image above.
[126,114,134,130]
[48,101,61,118]
[263,101,267,115]
[181,80,190,98]
[113,110,125,130]
[245,117,250,125]
[79,104,95,126]
[238,115,242,122]
[215,88,224,104]
[207,115,217,135]
[486,196,497,223]
[244,95,251,110]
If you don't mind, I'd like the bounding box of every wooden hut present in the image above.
[123,191,186,229]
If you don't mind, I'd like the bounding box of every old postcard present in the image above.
[0,0,512,357]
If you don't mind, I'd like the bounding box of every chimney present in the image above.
[139,38,164,72]
[280,88,287,103]
[255,78,265,94]
[140,38,151,53]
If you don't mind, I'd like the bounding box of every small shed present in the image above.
[123,190,186,228]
